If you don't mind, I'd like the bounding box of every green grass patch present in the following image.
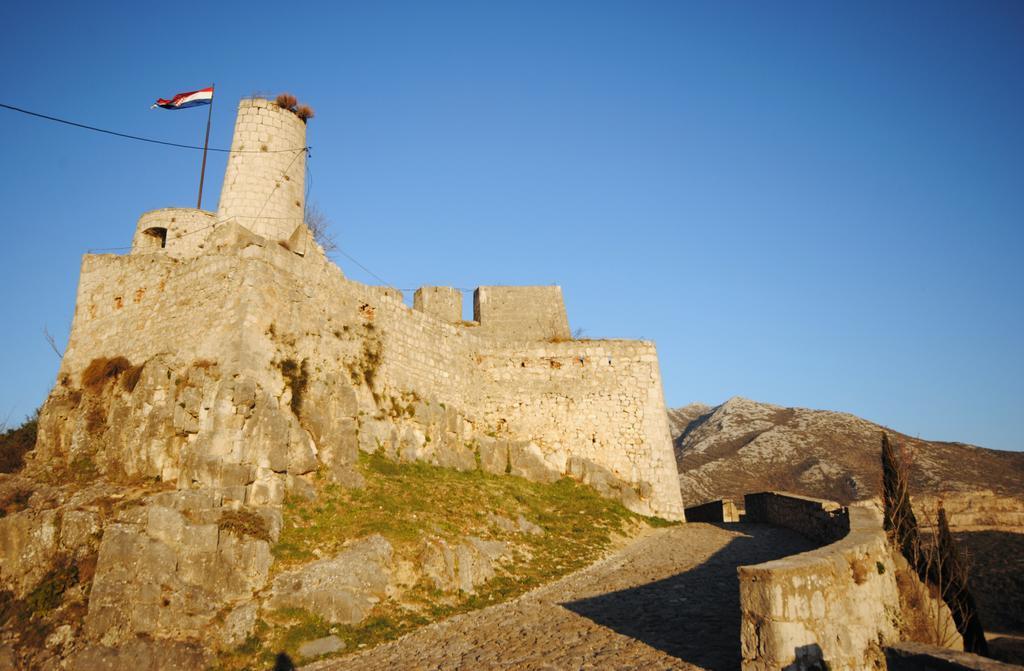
[215,451,663,669]
[272,451,639,570]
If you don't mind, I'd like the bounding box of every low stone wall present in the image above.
[886,642,1022,671]
[743,492,849,544]
[685,499,739,523]
[738,492,957,671]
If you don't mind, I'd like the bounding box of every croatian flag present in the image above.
[151,87,213,110]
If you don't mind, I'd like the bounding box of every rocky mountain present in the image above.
[672,397,1024,509]
[666,403,712,439]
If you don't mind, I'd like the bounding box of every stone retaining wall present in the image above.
[738,492,958,671]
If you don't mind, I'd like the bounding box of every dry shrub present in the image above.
[219,509,271,543]
[882,432,988,654]
[121,364,144,392]
[81,356,133,390]
[295,105,315,121]
[304,202,336,252]
[0,487,32,517]
[275,93,298,110]
[278,358,309,416]
[0,410,38,474]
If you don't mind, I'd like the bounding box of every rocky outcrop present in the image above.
[84,492,278,646]
[419,536,513,594]
[267,535,393,624]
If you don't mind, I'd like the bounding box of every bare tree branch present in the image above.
[304,202,337,253]
[43,325,64,359]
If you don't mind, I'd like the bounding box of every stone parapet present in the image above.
[743,491,850,544]
[414,286,462,324]
[738,493,959,671]
[685,499,739,523]
[472,286,570,341]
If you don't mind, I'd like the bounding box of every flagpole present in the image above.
[196,83,214,209]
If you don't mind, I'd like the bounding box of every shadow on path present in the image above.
[563,523,815,671]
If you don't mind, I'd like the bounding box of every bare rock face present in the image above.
[509,441,560,483]
[419,535,512,594]
[672,397,1024,508]
[84,493,276,646]
[266,534,392,624]
[567,456,650,512]
[0,503,61,598]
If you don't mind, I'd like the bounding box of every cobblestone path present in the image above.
[307,523,815,671]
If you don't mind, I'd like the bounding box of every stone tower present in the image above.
[216,98,308,241]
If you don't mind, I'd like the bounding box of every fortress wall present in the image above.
[472,286,570,341]
[206,247,682,517]
[413,286,463,324]
[54,221,684,517]
[216,98,307,241]
[59,253,250,379]
[476,340,684,519]
[739,493,959,671]
[226,247,484,411]
[131,209,218,259]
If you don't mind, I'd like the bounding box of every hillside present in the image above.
[672,397,1024,508]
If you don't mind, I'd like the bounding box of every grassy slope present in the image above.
[216,452,669,668]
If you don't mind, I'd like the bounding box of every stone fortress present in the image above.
[40,95,685,519]
[9,95,685,657]
[5,96,988,671]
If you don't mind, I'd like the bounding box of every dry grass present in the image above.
[275,93,314,123]
[275,93,298,110]
[81,356,133,390]
[121,364,144,392]
[0,487,32,517]
[219,510,272,544]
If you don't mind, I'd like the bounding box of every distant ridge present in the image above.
[671,397,1024,508]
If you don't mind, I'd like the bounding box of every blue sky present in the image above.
[1,1,1021,450]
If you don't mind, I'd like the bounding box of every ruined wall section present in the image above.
[475,340,684,519]
[472,286,570,341]
[216,98,307,241]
